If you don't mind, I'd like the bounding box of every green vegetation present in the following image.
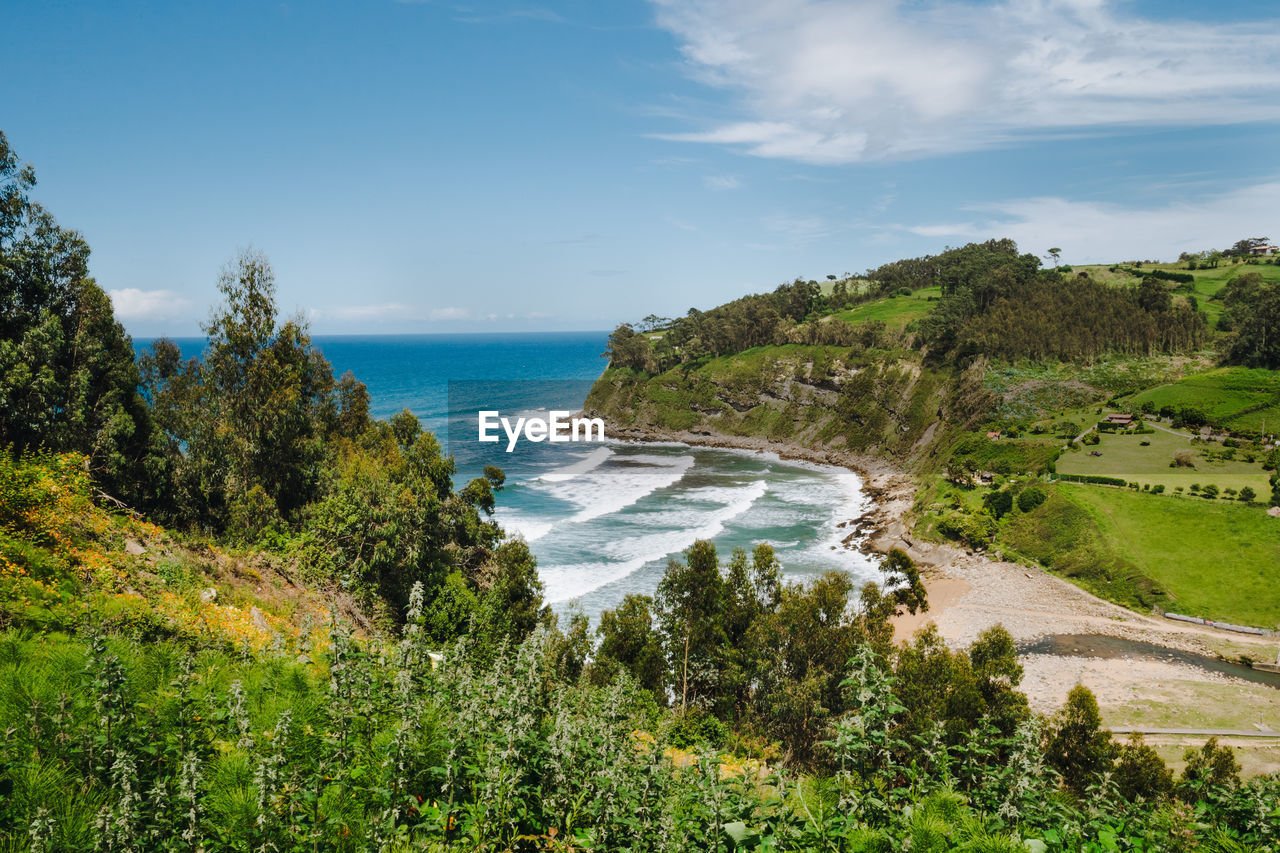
[833,286,939,328]
[1055,429,1272,494]
[1054,484,1280,627]
[7,127,1280,848]
[1128,367,1280,434]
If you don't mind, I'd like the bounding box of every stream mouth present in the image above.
[1019,634,1280,690]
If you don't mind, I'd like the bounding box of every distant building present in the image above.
[1104,413,1134,426]
[1248,244,1278,256]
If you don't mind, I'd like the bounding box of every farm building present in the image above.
[1248,244,1278,256]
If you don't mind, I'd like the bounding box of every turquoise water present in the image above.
[142,333,880,619]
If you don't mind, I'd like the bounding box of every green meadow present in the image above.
[834,286,940,328]
[1127,366,1280,434]
[1055,427,1273,493]
[1056,483,1280,628]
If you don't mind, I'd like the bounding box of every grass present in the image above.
[834,286,940,329]
[1106,679,1280,734]
[985,356,1209,423]
[1073,259,1280,328]
[1058,484,1280,627]
[1055,428,1273,494]
[1127,366,1280,434]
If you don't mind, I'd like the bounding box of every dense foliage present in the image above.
[1217,272,1280,368]
[2,598,1275,851]
[0,131,158,507]
[607,239,1207,376]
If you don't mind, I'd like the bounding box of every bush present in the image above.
[665,707,729,748]
[1017,486,1047,513]
[937,511,997,548]
[1056,474,1127,487]
[1239,486,1256,503]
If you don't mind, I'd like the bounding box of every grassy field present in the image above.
[1058,483,1280,627]
[1127,366,1280,434]
[835,286,940,328]
[1073,260,1280,328]
[1055,428,1273,494]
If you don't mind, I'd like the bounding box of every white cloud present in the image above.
[702,174,741,190]
[109,288,192,322]
[650,0,1280,163]
[899,180,1280,263]
[322,303,412,321]
[429,306,469,321]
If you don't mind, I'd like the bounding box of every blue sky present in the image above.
[5,0,1280,335]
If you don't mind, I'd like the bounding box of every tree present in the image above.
[0,131,159,506]
[1179,737,1240,799]
[983,489,1014,519]
[594,594,666,699]
[1219,273,1280,368]
[1114,733,1173,801]
[140,249,368,530]
[1226,236,1271,258]
[1045,685,1114,794]
[655,540,726,711]
[1046,247,1062,269]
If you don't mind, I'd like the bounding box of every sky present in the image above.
[4,0,1280,336]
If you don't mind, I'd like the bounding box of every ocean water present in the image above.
[142,332,881,619]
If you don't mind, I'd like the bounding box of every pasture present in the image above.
[835,286,940,328]
[1127,367,1280,434]
[1055,427,1273,494]
[1057,483,1280,628]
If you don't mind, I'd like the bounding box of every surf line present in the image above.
[477,410,606,452]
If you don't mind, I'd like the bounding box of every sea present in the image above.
[143,332,881,620]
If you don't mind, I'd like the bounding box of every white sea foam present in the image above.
[545,453,696,524]
[537,445,614,482]
[543,479,767,602]
[499,514,556,543]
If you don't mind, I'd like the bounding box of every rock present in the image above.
[199,588,217,604]
[124,538,146,556]
[1268,506,1280,519]
[249,606,270,633]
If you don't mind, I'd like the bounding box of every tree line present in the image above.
[0,131,533,630]
[608,238,1210,374]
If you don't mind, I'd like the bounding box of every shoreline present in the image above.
[606,423,1280,722]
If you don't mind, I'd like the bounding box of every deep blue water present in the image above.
[139,332,878,619]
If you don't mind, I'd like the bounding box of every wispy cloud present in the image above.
[898,180,1280,263]
[109,288,192,323]
[429,306,469,321]
[650,0,1280,163]
[702,174,741,190]
[320,302,413,321]
[452,6,567,25]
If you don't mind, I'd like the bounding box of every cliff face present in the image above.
[584,344,994,474]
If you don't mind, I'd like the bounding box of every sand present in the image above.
[608,424,1280,726]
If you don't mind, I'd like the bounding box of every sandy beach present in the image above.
[609,425,1280,766]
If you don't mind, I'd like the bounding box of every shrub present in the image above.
[1239,486,1256,503]
[1017,487,1047,513]
[1056,474,1127,487]
[937,511,997,548]
[983,489,1014,520]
